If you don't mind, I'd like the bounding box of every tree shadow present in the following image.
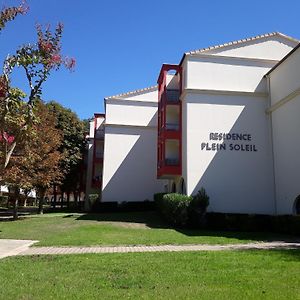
[75,211,300,243]
[75,211,170,229]
[176,227,300,243]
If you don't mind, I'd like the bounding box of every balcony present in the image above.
[166,89,180,103]
[95,129,104,140]
[165,158,179,166]
[94,151,104,163]
[157,64,182,179]
[157,159,181,178]
[165,123,179,131]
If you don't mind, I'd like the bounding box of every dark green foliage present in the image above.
[0,195,8,206]
[191,188,209,212]
[189,187,210,227]
[46,101,86,194]
[88,194,99,209]
[155,188,210,227]
[160,193,193,226]
[153,192,166,210]
[206,213,300,235]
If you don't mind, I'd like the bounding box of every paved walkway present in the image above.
[19,241,300,256]
[0,239,38,259]
[1,240,299,259]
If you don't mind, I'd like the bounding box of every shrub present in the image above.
[191,188,209,212]
[88,194,99,210]
[153,192,166,210]
[0,195,8,207]
[160,193,193,226]
[188,188,210,227]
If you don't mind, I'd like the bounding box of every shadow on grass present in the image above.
[253,249,300,261]
[175,227,300,243]
[75,211,169,229]
[75,211,300,243]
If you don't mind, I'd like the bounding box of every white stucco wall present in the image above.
[270,47,300,106]
[105,100,157,127]
[269,47,300,214]
[102,88,166,202]
[102,126,166,202]
[184,92,275,214]
[271,95,300,214]
[185,56,271,93]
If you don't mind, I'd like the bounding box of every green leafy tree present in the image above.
[2,101,64,218]
[47,101,86,206]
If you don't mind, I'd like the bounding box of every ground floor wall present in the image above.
[183,92,275,214]
[272,95,300,214]
[102,125,167,202]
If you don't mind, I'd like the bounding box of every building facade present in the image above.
[86,32,300,215]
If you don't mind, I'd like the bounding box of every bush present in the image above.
[153,192,166,210]
[188,188,210,227]
[191,188,209,212]
[88,194,99,210]
[160,193,193,226]
[0,195,8,207]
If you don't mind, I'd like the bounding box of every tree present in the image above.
[0,0,28,32]
[27,101,64,214]
[0,2,75,174]
[47,101,86,207]
[2,101,64,218]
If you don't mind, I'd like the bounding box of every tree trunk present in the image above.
[12,187,20,220]
[38,188,46,214]
[61,191,64,209]
[13,198,18,220]
[74,191,78,209]
[67,191,70,209]
[53,185,57,208]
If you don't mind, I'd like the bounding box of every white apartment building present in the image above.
[86,32,300,215]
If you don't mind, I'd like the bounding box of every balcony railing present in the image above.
[95,129,104,139]
[165,123,179,131]
[166,89,180,103]
[165,158,179,166]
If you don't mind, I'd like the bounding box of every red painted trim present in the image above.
[157,64,182,178]
[94,113,105,118]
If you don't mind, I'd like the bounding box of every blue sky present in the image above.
[1,0,300,119]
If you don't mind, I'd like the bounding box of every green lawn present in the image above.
[0,212,296,246]
[0,250,299,299]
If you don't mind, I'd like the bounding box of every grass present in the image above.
[0,211,296,246]
[0,250,299,299]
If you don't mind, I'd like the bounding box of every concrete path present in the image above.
[0,239,38,259]
[1,240,299,259]
[17,241,300,256]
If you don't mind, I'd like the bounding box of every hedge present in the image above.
[162,193,193,226]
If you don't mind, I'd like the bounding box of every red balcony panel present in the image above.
[161,129,180,140]
[157,64,182,180]
[157,165,181,178]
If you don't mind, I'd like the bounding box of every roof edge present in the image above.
[105,85,158,100]
[180,32,299,66]
[265,42,300,76]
